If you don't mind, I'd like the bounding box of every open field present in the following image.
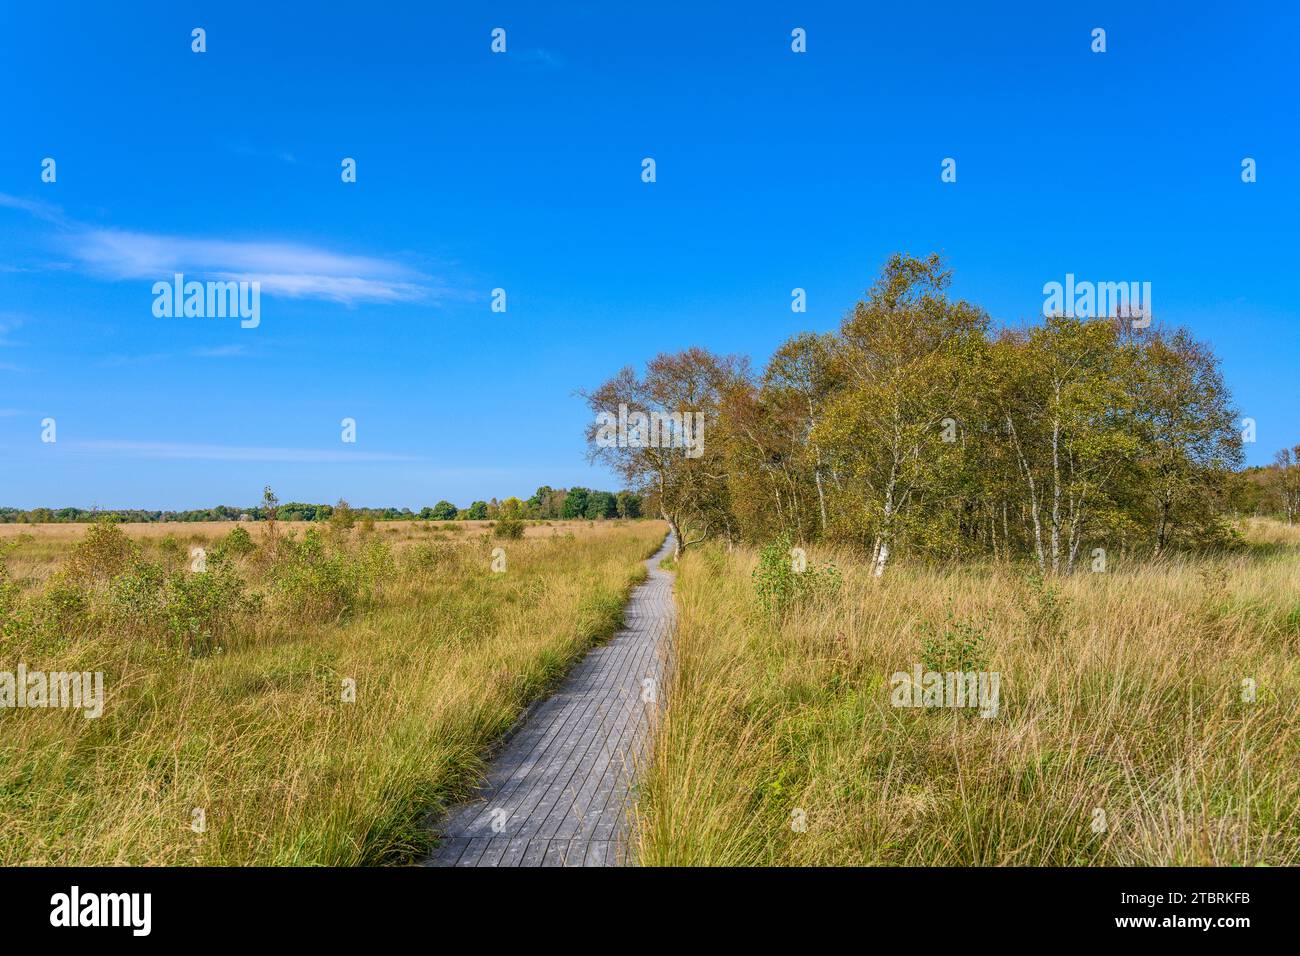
[0,518,666,865]
[5,515,1296,867]
[0,519,598,584]
[635,518,1300,866]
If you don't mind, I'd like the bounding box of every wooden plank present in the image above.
[540,840,568,867]
[429,837,469,867]
[520,839,550,867]
[497,836,531,867]
[454,837,493,867]
[477,837,510,866]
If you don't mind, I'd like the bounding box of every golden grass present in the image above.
[635,520,1300,866]
[0,519,666,865]
[0,519,589,583]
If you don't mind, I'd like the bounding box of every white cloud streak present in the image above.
[70,229,433,304]
[0,193,448,306]
[68,441,426,463]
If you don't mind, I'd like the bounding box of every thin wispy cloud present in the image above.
[0,193,67,226]
[98,344,251,365]
[68,440,426,463]
[70,229,433,305]
[97,353,169,368]
[0,193,448,306]
[191,344,248,358]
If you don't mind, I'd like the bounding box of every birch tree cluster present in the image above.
[587,254,1246,574]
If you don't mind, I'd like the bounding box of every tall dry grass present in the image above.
[0,519,566,585]
[0,518,666,864]
[635,520,1300,865]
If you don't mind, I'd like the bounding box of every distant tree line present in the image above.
[417,486,642,522]
[587,253,1268,573]
[0,486,643,524]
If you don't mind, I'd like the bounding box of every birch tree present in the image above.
[814,254,988,577]
[584,348,744,558]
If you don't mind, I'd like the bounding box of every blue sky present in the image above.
[1,1,1296,509]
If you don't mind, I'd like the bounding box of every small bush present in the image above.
[156,534,186,570]
[164,563,257,654]
[407,542,462,574]
[107,560,167,635]
[493,516,525,540]
[329,499,357,537]
[355,537,395,586]
[65,521,138,584]
[920,610,989,673]
[30,575,92,642]
[271,529,392,622]
[273,532,355,620]
[214,525,256,561]
[753,533,842,614]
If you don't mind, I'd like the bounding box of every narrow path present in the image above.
[426,532,675,867]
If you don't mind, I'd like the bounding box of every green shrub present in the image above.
[214,525,256,561]
[273,531,354,620]
[30,575,92,642]
[920,610,989,673]
[493,516,525,540]
[156,533,186,570]
[328,499,357,537]
[406,542,466,577]
[65,521,138,584]
[107,560,167,635]
[355,537,395,587]
[163,562,257,654]
[753,533,842,614]
[407,542,450,570]
[271,529,391,622]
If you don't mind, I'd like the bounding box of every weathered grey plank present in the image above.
[477,837,509,867]
[583,840,611,866]
[519,838,550,866]
[540,840,568,867]
[426,532,675,866]
[455,837,493,867]
[436,837,469,867]
[487,836,527,867]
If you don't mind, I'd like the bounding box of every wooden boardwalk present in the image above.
[426,532,675,867]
